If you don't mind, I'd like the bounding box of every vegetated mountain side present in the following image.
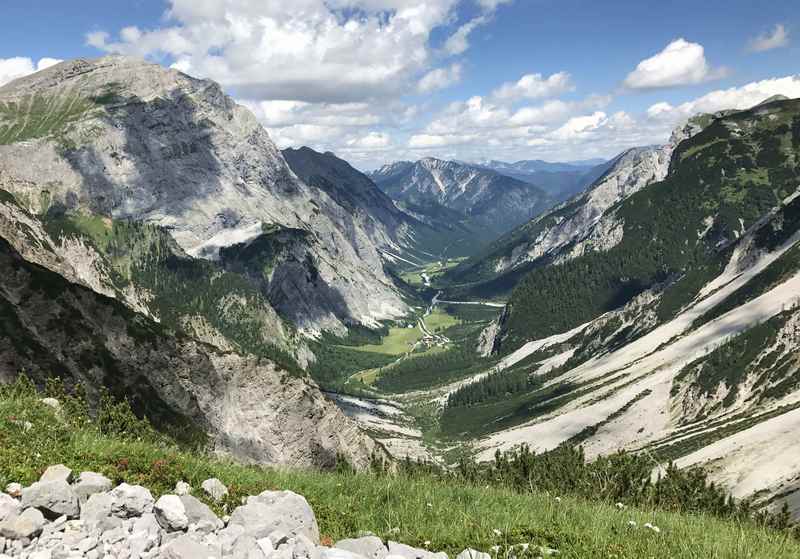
[369,158,554,242]
[440,97,800,517]
[443,144,679,300]
[0,192,382,469]
[474,158,611,200]
[0,55,407,335]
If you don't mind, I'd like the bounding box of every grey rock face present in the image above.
[80,492,121,532]
[335,536,388,559]
[154,495,189,532]
[109,484,154,518]
[229,490,319,543]
[201,479,228,502]
[0,55,408,335]
[73,472,112,504]
[21,481,80,519]
[0,201,385,470]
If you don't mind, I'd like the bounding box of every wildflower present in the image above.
[388,527,400,535]
[492,529,503,537]
[426,502,433,509]
[554,496,561,503]
[643,522,661,534]
[615,502,625,510]
[627,520,637,528]
[424,541,431,548]
[518,543,530,551]
[490,545,500,554]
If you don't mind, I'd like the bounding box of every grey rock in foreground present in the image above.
[0,465,495,559]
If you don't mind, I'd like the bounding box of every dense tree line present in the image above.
[447,367,542,407]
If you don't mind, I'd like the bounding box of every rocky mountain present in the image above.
[0,191,381,469]
[369,158,554,241]
[474,158,611,200]
[442,144,673,298]
[445,97,800,515]
[0,55,407,335]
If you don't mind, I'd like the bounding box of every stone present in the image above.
[21,480,80,519]
[73,472,112,504]
[387,542,445,559]
[154,495,189,532]
[179,495,223,533]
[161,534,221,559]
[81,492,122,532]
[231,535,267,559]
[201,479,228,502]
[39,465,73,484]
[110,484,154,518]
[335,536,388,559]
[39,398,61,413]
[321,549,369,559]
[174,481,191,496]
[4,484,22,499]
[456,550,490,559]
[218,523,246,555]
[0,496,20,523]
[229,491,319,543]
[0,508,46,540]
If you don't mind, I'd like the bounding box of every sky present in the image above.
[1,0,799,170]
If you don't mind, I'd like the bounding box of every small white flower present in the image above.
[643,522,661,534]
[615,502,625,510]
[554,496,561,503]
[492,529,503,537]
[389,527,400,535]
[518,543,530,551]
[424,541,431,548]
[490,546,500,554]
[426,502,433,509]
[627,520,637,528]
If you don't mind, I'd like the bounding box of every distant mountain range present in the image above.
[369,157,555,242]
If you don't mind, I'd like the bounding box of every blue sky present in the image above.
[1,0,799,168]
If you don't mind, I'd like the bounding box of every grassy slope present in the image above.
[0,391,797,558]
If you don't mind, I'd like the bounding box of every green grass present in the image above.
[0,94,98,145]
[0,387,797,558]
[347,325,424,355]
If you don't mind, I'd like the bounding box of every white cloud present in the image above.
[444,16,487,55]
[0,56,63,87]
[409,133,476,148]
[623,38,727,90]
[348,132,392,149]
[476,0,514,10]
[747,24,790,53]
[418,63,463,93]
[87,0,462,103]
[645,75,800,124]
[493,71,573,100]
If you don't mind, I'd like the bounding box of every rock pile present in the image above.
[0,465,486,559]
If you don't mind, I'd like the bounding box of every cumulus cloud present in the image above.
[87,0,461,103]
[348,132,392,149]
[0,56,63,87]
[623,38,727,90]
[747,24,790,53]
[645,75,800,124]
[493,72,573,100]
[418,63,463,93]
